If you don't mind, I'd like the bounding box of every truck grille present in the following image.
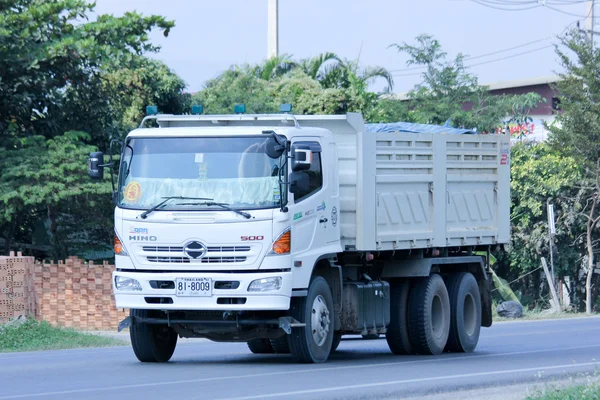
[142,246,251,253]
[146,256,247,264]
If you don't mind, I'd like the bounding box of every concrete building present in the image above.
[486,75,560,143]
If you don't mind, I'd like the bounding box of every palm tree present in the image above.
[252,54,296,81]
[299,54,394,92]
[297,52,341,81]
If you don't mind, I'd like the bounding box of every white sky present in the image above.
[93,0,590,93]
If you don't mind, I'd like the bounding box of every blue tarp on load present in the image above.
[365,122,474,135]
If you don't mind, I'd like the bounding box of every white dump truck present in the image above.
[89,108,509,363]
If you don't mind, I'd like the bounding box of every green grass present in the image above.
[526,382,600,400]
[0,320,126,352]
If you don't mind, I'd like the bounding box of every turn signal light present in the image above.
[114,235,126,255]
[272,229,291,254]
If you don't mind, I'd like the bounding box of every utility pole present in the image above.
[586,0,595,47]
[267,0,279,59]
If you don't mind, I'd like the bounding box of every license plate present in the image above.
[175,278,211,297]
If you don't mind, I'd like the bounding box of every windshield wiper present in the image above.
[176,202,252,219]
[139,196,213,219]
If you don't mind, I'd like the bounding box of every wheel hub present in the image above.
[311,295,330,346]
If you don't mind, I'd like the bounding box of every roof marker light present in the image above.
[191,105,204,115]
[146,105,158,115]
[234,104,246,114]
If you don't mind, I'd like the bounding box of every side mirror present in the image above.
[265,135,286,159]
[289,171,309,195]
[88,152,104,180]
[291,144,312,171]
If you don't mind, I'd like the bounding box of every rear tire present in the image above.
[130,309,178,363]
[288,276,334,363]
[247,339,274,354]
[386,281,414,355]
[269,337,291,354]
[408,274,450,355]
[445,272,481,353]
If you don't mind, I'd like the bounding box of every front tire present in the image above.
[408,274,450,355]
[288,276,334,363]
[130,309,178,363]
[269,337,291,354]
[247,339,274,354]
[445,272,481,353]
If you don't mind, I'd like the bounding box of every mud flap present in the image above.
[118,316,132,332]
[481,275,493,327]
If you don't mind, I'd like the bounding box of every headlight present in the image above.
[248,277,282,292]
[114,276,142,291]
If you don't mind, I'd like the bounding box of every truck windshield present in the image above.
[118,136,285,211]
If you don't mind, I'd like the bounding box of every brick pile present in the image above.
[1,252,127,330]
[0,252,36,324]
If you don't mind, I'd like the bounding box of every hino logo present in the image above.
[183,241,207,259]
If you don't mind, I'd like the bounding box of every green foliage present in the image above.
[550,30,600,168]
[390,34,542,132]
[509,142,583,277]
[0,0,185,258]
[0,132,114,259]
[0,0,175,144]
[526,381,600,400]
[105,56,190,132]
[548,29,600,313]
[0,319,125,352]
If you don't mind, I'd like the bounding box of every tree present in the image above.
[548,29,600,314]
[0,0,184,258]
[0,0,175,145]
[104,56,190,132]
[390,35,542,132]
[0,132,113,260]
[507,142,584,307]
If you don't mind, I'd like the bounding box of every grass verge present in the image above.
[526,381,600,400]
[494,310,599,323]
[0,319,126,352]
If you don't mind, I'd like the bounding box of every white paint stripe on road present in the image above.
[1,343,600,399]
[220,361,600,400]
[483,326,600,339]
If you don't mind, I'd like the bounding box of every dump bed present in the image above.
[265,113,511,252]
[154,112,510,252]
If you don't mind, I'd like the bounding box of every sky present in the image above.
[92,0,593,94]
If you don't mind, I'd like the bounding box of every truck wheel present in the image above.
[130,309,177,363]
[331,332,342,353]
[270,337,290,354]
[445,272,481,353]
[408,274,450,355]
[288,276,334,363]
[386,281,413,355]
[247,339,274,354]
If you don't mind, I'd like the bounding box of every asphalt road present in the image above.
[1,317,600,400]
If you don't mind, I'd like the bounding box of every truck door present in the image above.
[288,138,337,265]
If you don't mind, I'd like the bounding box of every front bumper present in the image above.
[112,270,292,311]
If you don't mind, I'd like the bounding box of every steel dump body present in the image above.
[156,112,510,252]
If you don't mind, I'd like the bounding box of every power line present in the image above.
[391,44,554,77]
[388,37,551,73]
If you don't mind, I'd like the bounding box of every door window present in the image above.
[294,151,323,202]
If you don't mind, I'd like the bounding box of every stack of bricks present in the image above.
[36,256,127,330]
[0,253,127,330]
[0,252,36,324]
